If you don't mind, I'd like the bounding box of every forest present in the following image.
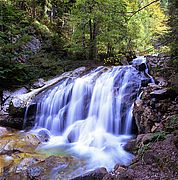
[0,0,178,179]
[0,0,177,89]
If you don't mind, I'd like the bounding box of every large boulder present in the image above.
[150,88,177,100]
[72,167,108,180]
[0,115,24,130]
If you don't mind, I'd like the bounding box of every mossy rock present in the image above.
[8,102,25,118]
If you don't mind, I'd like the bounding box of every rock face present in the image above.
[16,36,41,63]
[133,82,177,135]
[119,133,178,180]
[72,168,108,180]
[0,129,84,180]
[133,54,178,134]
[0,115,24,130]
[0,88,28,115]
[0,127,7,137]
[0,67,87,130]
[123,54,178,179]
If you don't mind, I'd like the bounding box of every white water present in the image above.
[29,57,150,172]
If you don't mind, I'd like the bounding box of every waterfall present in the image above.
[29,57,149,171]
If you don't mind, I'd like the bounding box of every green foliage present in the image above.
[126,0,168,53]
[103,54,124,65]
[170,115,178,125]
[0,0,68,89]
[164,115,178,132]
[150,131,167,141]
[66,0,168,59]
[138,142,151,155]
[168,0,178,68]
[0,0,170,89]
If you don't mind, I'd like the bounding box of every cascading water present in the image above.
[28,56,151,177]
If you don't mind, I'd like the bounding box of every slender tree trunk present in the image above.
[82,22,86,59]
[32,0,36,19]
[92,19,98,61]
[107,43,111,57]
[89,19,93,60]
[89,18,98,60]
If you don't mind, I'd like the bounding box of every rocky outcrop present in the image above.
[0,67,87,130]
[9,67,86,109]
[133,83,178,134]
[121,54,178,180]
[72,167,108,180]
[132,54,178,134]
[0,115,24,130]
[16,36,41,63]
[119,132,178,180]
[0,127,7,137]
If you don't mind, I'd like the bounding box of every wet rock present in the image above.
[4,172,28,180]
[0,115,23,130]
[121,58,129,65]
[20,133,41,147]
[0,88,28,115]
[117,168,134,180]
[72,167,108,180]
[124,139,137,153]
[103,173,116,180]
[23,104,37,129]
[0,132,41,156]
[155,77,168,87]
[8,103,25,118]
[16,158,41,173]
[27,166,44,179]
[134,103,156,134]
[137,63,147,72]
[0,155,14,174]
[0,127,7,137]
[25,156,75,179]
[141,78,152,87]
[173,130,178,149]
[37,129,50,142]
[150,88,177,100]
[72,67,86,77]
[32,78,45,89]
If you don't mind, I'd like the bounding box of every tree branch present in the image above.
[129,0,160,20]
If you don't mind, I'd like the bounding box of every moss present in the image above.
[8,102,25,118]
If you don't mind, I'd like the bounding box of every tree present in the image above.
[126,0,168,53]
[67,0,127,60]
[168,0,178,68]
[67,0,168,60]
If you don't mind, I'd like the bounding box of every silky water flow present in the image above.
[27,56,150,176]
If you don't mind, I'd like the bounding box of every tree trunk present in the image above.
[32,0,36,19]
[89,18,98,60]
[82,22,86,59]
[92,19,98,61]
[89,19,93,60]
